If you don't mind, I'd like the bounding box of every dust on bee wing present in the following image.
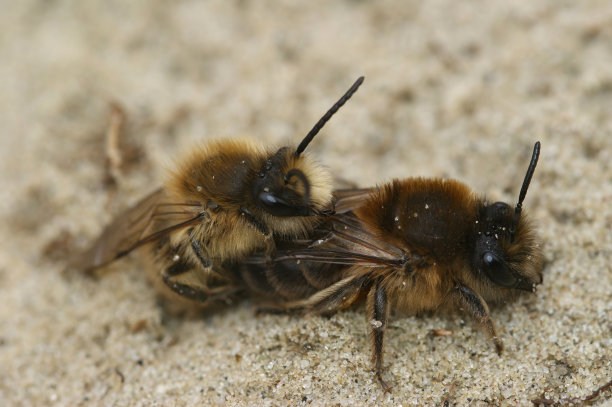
[272,213,407,267]
[72,189,203,272]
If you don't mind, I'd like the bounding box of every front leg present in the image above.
[262,233,275,265]
[239,207,275,263]
[189,230,228,282]
[189,232,212,270]
[367,278,392,392]
[450,283,503,354]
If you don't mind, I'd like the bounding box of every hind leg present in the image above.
[367,278,391,392]
[257,273,369,315]
[161,235,237,304]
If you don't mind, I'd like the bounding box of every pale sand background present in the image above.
[1,1,611,406]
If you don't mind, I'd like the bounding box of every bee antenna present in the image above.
[515,141,541,217]
[295,76,365,157]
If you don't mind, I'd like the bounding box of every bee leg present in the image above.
[300,274,369,314]
[258,274,369,315]
[161,259,237,303]
[239,207,275,266]
[367,278,392,392]
[240,207,270,236]
[451,284,504,355]
[189,231,229,281]
[262,233,276,270]
[189,233,212,270]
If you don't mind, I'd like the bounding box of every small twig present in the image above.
[440,381,455,407]
[431,329,454,337]
[114,368,125,384]
[532,377,612,406]
[104,102,127,188]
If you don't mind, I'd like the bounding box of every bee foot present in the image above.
[376,370,392,393]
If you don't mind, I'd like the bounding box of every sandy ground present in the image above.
[1,1,611,406]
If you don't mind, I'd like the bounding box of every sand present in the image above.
[0,1,610,406]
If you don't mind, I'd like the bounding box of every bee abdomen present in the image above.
[300,262,346,290]
[265,262,319,299]
[236,261,342,300]
[236,263,277,297]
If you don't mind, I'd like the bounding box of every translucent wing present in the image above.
[242,185,416,268]
[73,189,203,272]
[271,212,410,268]
[332,187,374,213]
[244,189,415,269]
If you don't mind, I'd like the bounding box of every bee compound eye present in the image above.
[492,202,510,215]
[482,251,517,287]
[493,202,509,209]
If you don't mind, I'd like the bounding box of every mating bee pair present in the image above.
[76,77,543,391]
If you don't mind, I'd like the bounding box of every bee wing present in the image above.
[332,187,374,213]
[267,212,409,268]
[73,189,202,272]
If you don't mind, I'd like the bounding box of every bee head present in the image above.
[253,76,364,218]
[253,147,331,217]
[471,142,543,293]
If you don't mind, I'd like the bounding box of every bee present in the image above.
[74,77,364,307]
[240,141,543,391]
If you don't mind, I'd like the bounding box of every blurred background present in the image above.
[0,1,610,405]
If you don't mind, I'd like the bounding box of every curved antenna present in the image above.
[295,76,365,157]
[515,141,541,217]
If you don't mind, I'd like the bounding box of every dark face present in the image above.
[252,147,313,217]
[468,141,543,296]
[472,201,537,291]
